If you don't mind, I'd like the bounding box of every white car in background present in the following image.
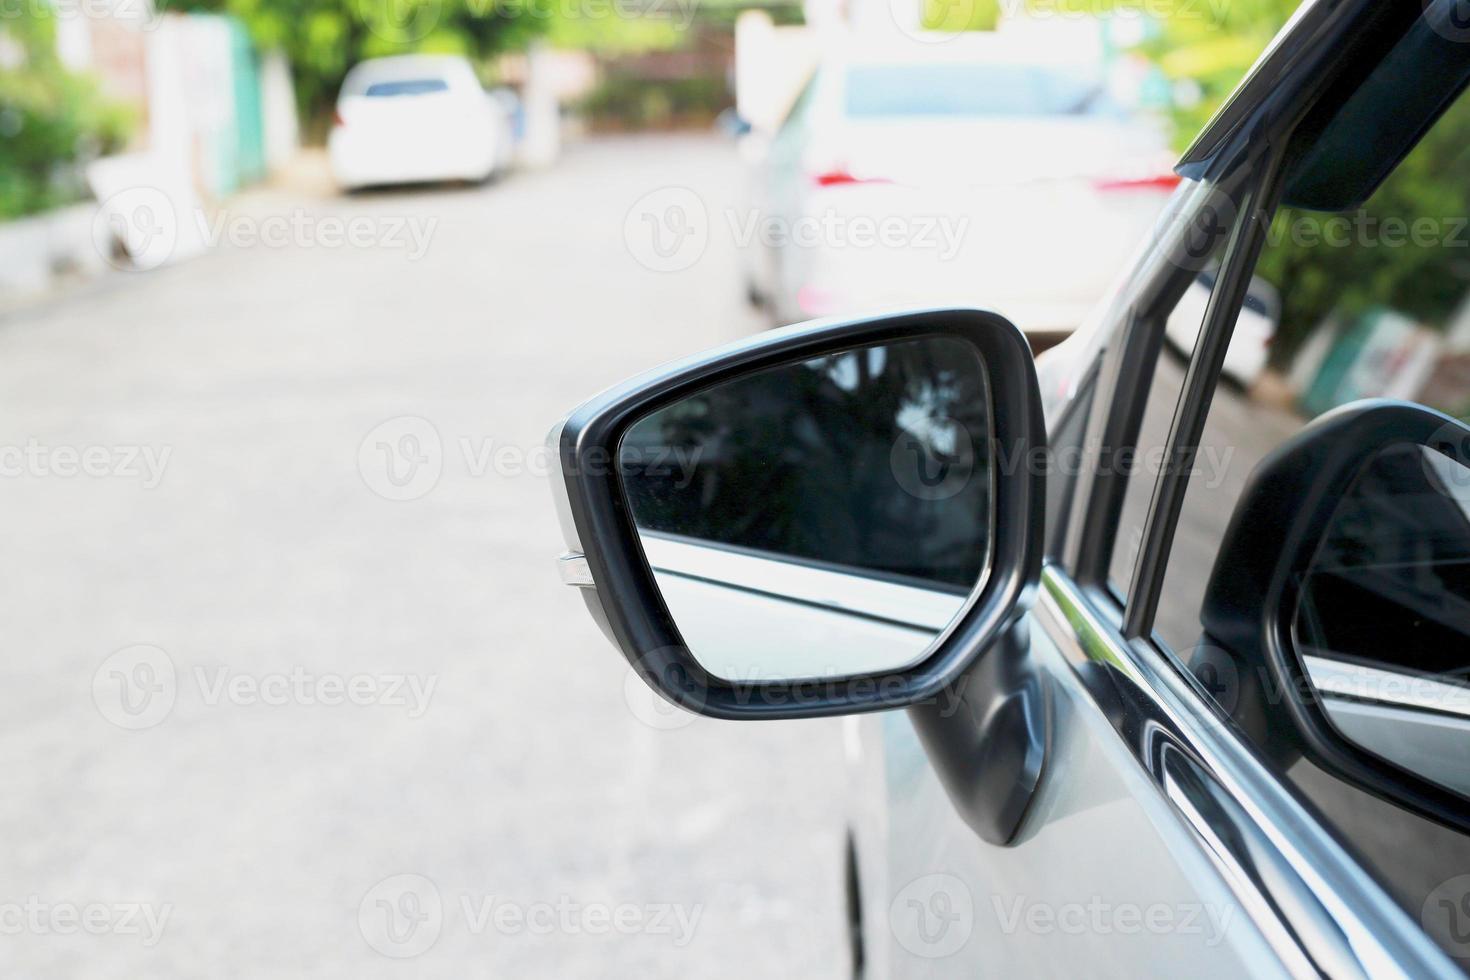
[329,55,514,191]
[740,36,1178,348]
[1165,269,1281,386]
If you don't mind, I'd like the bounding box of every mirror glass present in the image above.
[1296,443,1470,797]
[618,336,993,683]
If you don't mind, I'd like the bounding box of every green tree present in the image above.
[1259,99,1470,367]
[1137,0,1297,148]
[0,8,131,219]
[178,0,550,134]
[1135,0,1470,367]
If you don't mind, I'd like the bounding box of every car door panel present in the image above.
[862,608,1287,978]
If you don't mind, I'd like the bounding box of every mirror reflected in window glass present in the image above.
[1296,444,1470,798]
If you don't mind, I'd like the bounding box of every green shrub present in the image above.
[0,9,132,220]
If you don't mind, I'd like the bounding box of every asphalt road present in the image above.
[0,135,850,978]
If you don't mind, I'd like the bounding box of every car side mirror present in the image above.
[1197,400,1470,833]
[548,309,1045,720]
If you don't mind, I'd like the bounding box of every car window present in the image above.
[1156,93,1470,653]
[1105,263,1227,600]
[842,64,1114,119]
[1151,85,1470,962]
[1106,328,1189,599]
[363,79,449,98]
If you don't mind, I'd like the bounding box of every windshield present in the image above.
[362,78,450,98]
[844,63,1113,118]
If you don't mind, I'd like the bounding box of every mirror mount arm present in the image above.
[907,621,1048,846]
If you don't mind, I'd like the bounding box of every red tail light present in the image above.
[810,168,891,188]
[796,284,840,316]
[1092,172,1181,193]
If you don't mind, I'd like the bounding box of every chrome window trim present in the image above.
[1034,565,1461,980]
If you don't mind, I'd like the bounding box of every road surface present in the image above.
[0,136,851,978]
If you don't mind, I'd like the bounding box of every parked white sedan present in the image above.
[739,36,1178,346]
[329,55,514,191]
[1165,269,1281,386]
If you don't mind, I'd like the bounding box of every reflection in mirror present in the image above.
[1296,443,1470,797]
[618,336,993,683]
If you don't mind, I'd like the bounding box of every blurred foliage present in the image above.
[577,73,727,129]
[1134,0,1295,147]
[923,0,1001,33]
[1039,0,1293,146]
[0,8,132,220]
[1117,0,1470,369]
[176,0,549,133]
[1259,95,1470,366]
[546,14,683,54]
[177,0,733,135]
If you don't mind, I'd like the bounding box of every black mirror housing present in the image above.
[549,309,1046,720]
[1201,399,1470,832]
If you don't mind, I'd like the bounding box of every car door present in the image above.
[862,2,1470,975]
[849,176,1367,979]
[554,3,1470,978]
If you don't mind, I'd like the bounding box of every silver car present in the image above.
[555,1,1470,974]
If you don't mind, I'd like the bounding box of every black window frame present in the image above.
[1075,0,1470,652]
